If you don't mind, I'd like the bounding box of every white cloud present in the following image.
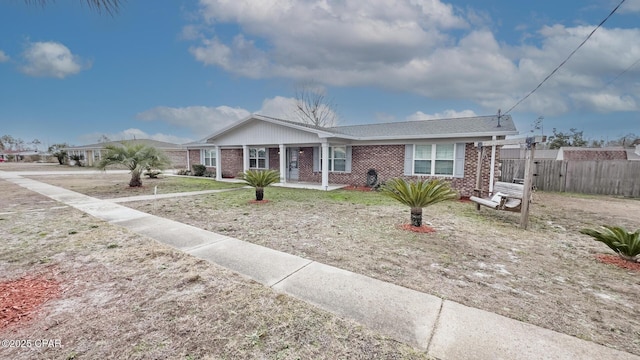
[77,128,194,145]
[136,105,250,135]
[620,0,640,13]
[0,50,9,62]
[570,92,638,112]
[20,41,90,78]
[185,1,640,117]
[256,96,298,119]
[406,109,478,121]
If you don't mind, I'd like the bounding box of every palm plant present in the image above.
[580,225,640,262]
[97,143,170,187]
[240,169,280,201]
[381,178,457,227]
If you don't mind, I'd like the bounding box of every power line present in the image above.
[504,0,627,115]
[604,56,640,87]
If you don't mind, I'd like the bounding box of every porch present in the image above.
[216,178,347,191]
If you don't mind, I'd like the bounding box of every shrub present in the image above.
[176,169,191,176]
[240,169,280,201]
[192,164,207,177]
[580,225,640,262]
[381,178,457,227]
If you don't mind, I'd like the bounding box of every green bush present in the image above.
[381,178,457,227]
[192,164,207,177]
[240,169,280,201]
[580,225,640,262]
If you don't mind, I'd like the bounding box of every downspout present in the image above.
[489,136,496,194]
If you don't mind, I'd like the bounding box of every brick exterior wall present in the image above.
[268,148,280,171]
[297,144,498,197]
[563,149,627,161]
[221,148,243,178]
[164,150,188,169]
[188,149,201,170]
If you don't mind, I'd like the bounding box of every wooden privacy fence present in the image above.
[500,160,640,197]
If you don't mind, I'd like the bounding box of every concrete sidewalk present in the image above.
[2,170,638,360]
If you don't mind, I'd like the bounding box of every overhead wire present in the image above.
[504,0,627,115]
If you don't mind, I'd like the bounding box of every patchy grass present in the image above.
[124,188,640,356]
[0,179,426,359]
[27,174,245,199]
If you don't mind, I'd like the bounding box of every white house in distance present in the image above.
[64,139,188,168]
[185,114,518,197]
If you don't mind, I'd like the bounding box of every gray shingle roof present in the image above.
[66,139,183,150]
[328,115,517,139]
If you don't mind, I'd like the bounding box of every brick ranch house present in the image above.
[64,139,188,168]
[185,114,519,197]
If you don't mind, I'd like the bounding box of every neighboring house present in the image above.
[500,147,558,160]
[555,147,628,161]
[64,139,188,168]
[185,114,518,197]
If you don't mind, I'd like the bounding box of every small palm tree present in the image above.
[97,143,170,187]
[381,178,457,227]
[240,169,280,201]
[580,225,640,262]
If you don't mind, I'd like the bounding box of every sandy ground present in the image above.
[0,177,425,359]
[4,171,640,356]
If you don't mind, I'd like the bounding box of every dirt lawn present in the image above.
[5,171,640,357]
[0,176,425,359]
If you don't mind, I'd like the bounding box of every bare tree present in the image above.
[25,0,122,15]
[294,82,338,127]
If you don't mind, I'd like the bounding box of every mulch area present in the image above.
[0,273,60,330]
[595,254,640,272]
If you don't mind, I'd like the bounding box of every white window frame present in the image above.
[201,149,216,167]
[330,146,347,172]
[249,147,267,169]
[413,144,455,176]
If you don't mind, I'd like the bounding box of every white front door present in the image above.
[287,147,299,181]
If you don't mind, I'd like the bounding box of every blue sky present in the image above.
[1,0,639,148]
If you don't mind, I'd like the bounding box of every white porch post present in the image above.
[242,145,250,172]
[279,144,286,183]
[321,142,329,190]
[215,146,222,181]
[489,135,496,193]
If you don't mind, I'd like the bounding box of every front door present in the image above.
[287,147,299,181]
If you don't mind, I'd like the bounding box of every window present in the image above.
[320,146,347,172]
[202,149,216,167]
[93,150,101,162]
[414,144,455,176]
[249,147,267,169]
[69,150,85,160]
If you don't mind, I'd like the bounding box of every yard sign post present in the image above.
[473,136,546,229]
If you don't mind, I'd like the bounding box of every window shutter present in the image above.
[404,144,413,176]
[313,147,319,172]
[345,146,352,173]
[454,143,466,178]
[200,149,204,164]
[264,148,269,169]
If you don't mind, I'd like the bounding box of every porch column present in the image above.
[321,142,329,190]
[279,144,286,183]
[242,145,250,172]
[215,146,222,181]
[489,135,496,193]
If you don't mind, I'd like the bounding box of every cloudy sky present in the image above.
[0,0,638,147]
